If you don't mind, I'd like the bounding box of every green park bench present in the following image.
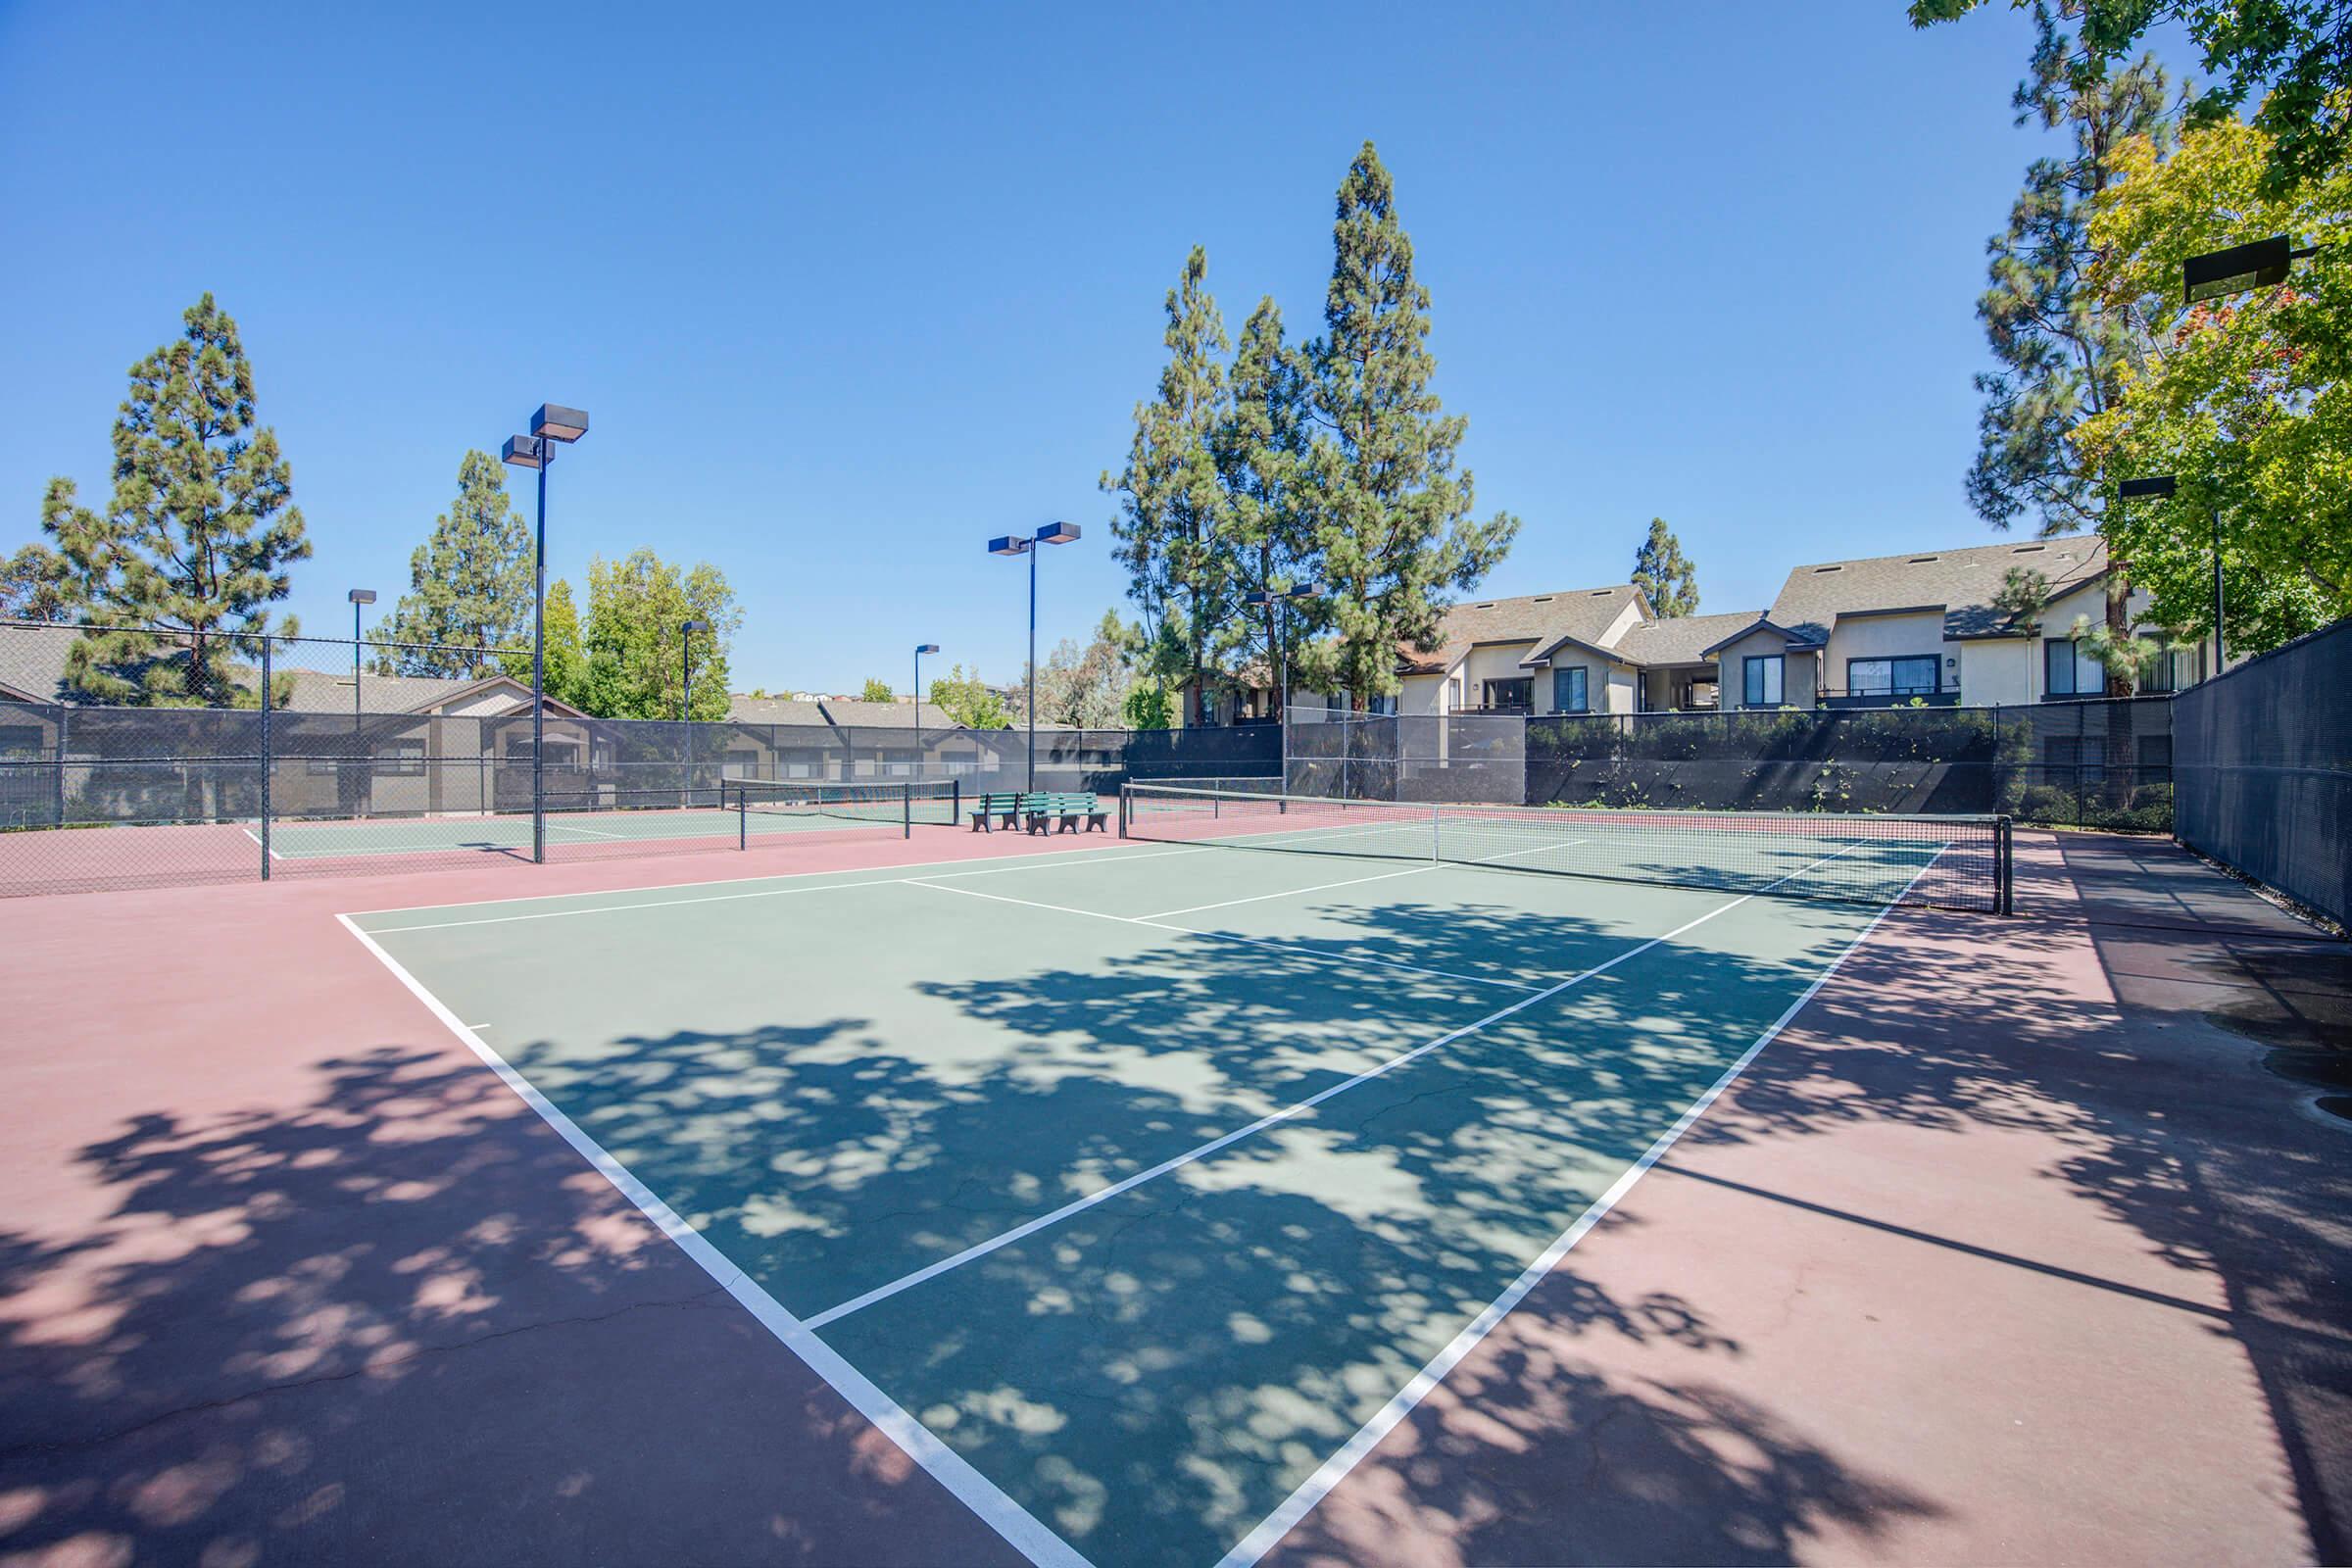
[1024,792,1106,835]
[969,792,1027,832]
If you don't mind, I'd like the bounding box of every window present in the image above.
[1446,677,1463,710]
[1481,677,1532,711]
[2043,638,2105,697]
[1742,655,1784,707]
[1367,693,1397,715]
[2139,639,2196,694]
[377,739,425,777]
[1847,656,1938,697]
[1552,666,1589,713]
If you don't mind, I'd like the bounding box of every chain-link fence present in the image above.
[1272,698,2174,831]
[2174,615,2350,930]
[0,620,1286,897]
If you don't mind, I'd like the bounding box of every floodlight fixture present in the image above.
[531,404,591,442]
[2119,476,2177,500]
[501,434,544,470]
[2182,235,2318,305]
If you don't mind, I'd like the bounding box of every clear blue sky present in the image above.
[2,0,2136,693]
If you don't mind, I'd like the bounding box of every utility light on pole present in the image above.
[988,522,1081,792]
[346,588,376,729]
[914,644,941,774]
[501,404,590,864]
[1242,583,1320,724]
[2119,473,2219,671]
[681,618,709,722]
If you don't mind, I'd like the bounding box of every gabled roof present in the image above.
[1554,609,1769,669]
[1766,537,2107,644]
[1699,616,1811,658]
[1396,585,1649,675]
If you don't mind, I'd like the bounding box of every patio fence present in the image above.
[2173,615,2351,930]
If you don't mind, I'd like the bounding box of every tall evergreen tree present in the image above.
[577,551,741,719]
[1967,7,2169,690]
[1631,518,1700,615]
[0,544,73,622]
[1103,246,1234,723]
[1305,143,1517,708]
[1214,296,1324,705]
[380,450,534,674]
[38,294,310,704]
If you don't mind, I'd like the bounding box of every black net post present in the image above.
[258,634,272,880]
[1996,815,2014,915]
[903,781,911,839]
[736,780,747,851]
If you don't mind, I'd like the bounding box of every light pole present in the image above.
[681,618,709,722]
[914,643,940,777]
[346,588,375,730]
[987,522,1080,791]
[2118,475,2197,675]
[502,404,590,863]
[1242,583,1320,724]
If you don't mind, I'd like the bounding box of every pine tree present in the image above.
[1102,246,1233,724]
[1215,296,1323,703]
[39,294,310,704]
[380,450,534,675]
[1968,8,2169,691]
[1631,518,1700,616]
[1305,143,1517,708]
[0,544,73,622]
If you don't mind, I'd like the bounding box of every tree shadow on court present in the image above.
[0,1037,1028,1567]
[1652,836,2352,1562]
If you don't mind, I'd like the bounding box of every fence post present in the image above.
[52,703,68,831]
[259,635,272,880]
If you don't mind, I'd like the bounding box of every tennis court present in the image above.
[338,790,1995,1568]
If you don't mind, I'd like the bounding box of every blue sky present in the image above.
[2,0,2127,693]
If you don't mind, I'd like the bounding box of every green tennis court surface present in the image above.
[343,830,1947,1567]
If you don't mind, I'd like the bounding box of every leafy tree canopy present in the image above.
[927,663,1012,729]
[2076,111,2352,651]
[1912,0,2352,195]
[379,450,533,675]
[575,551,742,719]
[38,293,310,705]
[859,676,895,703]
[1036,611,1137,729]
[1,544,73,622]
[1631,518,1700,616]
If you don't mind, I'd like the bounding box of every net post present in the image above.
[1117,786,1130,839]
[1430,801,1441,863]
[259,634,272,880]
[1996,814,2014,915]
[903,781,912,839]
[736,781,747,851]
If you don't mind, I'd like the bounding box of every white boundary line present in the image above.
[332,911,1095,1568]
[338,838,1194,921]
[1209,848,1946,1568]
[906,877,1541,993]
[802,838,1876,1333]
[353,848,1207,934]
[240,825,283,860]
[1135,863,1436,920]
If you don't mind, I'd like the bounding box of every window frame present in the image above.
[1551,665,1590,714]
[1742,655,1785,708]
[2043,637,2105,698]
[1846,655,1938,698]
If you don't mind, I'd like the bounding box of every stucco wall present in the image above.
[1458,642,1540,709]
[1821,611,1948,697]
[1712,627,1815,709]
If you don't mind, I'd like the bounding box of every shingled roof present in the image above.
[1601,609,1774,667]
[1397,585,1649,675]
[1765,537,2107,645]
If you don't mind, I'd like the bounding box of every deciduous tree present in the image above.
[927,663,1012,729]
[575,551,741,719]
[859,677,895,703]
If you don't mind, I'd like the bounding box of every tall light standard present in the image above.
[681,618,709,721]
[913,643,940,777]
[501,404,590,864]
[987,522,1080,791]
[1242,583,1319,723]
[346,588,375,729]
[2118,475,2193,674]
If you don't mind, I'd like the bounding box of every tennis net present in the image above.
[1119,784,2010,913]
[721,778,962,836]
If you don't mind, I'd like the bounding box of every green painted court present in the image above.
[342,826,1944,1568]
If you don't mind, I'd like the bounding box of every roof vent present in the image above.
[2012,544,2046,554]
[1473,601,1494,609]
[1531,596,1552,603]
[1813,564,1845,574]
[1590,588,1613,596]
[1908,555,1939,564]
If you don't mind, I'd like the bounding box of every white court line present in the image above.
[357,847,1207,934]
[1210,844,1948,1568]
[332,912,1095,1568]
[803,837,1877,1332]
[907,877,1541,994]
[1136,863,1437,920]
[240,825,284,860]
